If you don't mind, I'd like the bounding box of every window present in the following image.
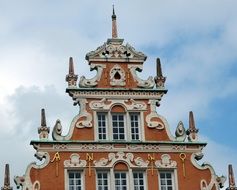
[130,113,140,140]
[97,172,109,190]
[112,114,125,140]
[97,113,107,140]
[114,172,127,190]
[159,171,175,190]
[96,111,142,141]
[68,171,82,190]
[133,172,145,190]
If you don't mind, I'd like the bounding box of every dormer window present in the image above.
[96,105,143,141]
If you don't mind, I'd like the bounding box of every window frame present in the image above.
[95,111,143,141]
[97,112,108,141]
[66,170,84,190]
[158,170,176,190]
[96,170,110,190]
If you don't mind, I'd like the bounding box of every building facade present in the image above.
[1,8,236,190]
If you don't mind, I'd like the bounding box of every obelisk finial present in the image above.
[112,5,118,38]
[227,164,237,190]
[1,164,13,190]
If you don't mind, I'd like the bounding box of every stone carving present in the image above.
[52,119,63,140]
[128,65,155,88]
[64,153,87,168]
[38,109,50,140]
[89,98,147,111]
[154,58,166,89]
[175,121,186,141]
[79,64,105,88]
[14,152,50,190]
[110,64,126,86]
[85,39,147,62]
[32,181,40,190]
[146,100,164,129]
[155,154,177,168]
[190,152,226,190]
[66,57,78,87]
[93,152,149,168]
[75,99,92,128]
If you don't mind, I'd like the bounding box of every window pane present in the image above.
[130,113,140,140]
[97,172,108,190]
[115,172,127,190]
[112,114,125,140]
[159,171,174,190]
[133,172,145,190]
[97,113,107,140]
[68,171,82,190]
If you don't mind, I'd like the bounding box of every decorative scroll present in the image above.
[79,64,106,88]
[146,100,164,129]
[93,152,149,168]
[190,152,226,190]
[89,98,147,111]
[128,65,155,88]
[14,152,50,190]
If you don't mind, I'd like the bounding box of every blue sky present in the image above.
[0,1,237,189]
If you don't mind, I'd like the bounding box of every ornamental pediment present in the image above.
[85,38,147,62]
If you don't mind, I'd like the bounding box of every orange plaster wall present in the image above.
[29,151,213,190]
[94,62,140,89]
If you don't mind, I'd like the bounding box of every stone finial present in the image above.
[66,57,78,87]
[38,109,50,140]
[186,111,199,142]
[227,164,237,190]
[112,5,118,38]
[175,121,186,141]
[1,164,13,190]
[154,58,166,88]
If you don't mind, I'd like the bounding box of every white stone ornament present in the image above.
[155,154,177,168]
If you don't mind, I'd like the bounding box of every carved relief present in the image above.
[79,64,106,88]
[128,65,155,88]
[175,121,186,141]
[89,98,147,111]
[93,152,149,168]
[146,100,164,129]
[64,153,87,168]
[85,39,147,62]
[33,181,40,190]
[155,154,177,168]
[75,99,92,128]
[110,64,126,86]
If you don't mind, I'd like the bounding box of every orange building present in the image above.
[1,8,236,190]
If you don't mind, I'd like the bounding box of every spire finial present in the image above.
[1,164,13,190]
[38,108,50,140]
[69,57,74,75]
[156,58,163,77]
[41,108,46,127]
[228,164,237,190]
[186,111,199,142]
[66,57,78,87]
[112,5,118,38]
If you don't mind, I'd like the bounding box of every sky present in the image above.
[0,0,237,189]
